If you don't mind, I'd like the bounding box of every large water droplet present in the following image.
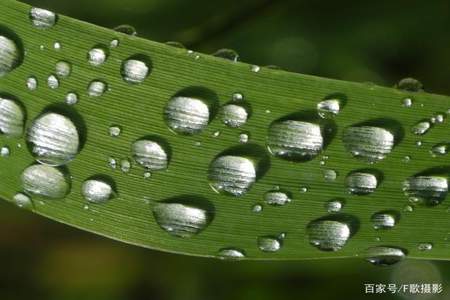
[212,49,239,62]
[29,8,56,29]
[396,77,423,92]
[121,56,150,84]
[81,177,115,203]
[363,246,406,266]
[88,46,108,66]
[264,190,291,206]
[88,80,107,97]
[257,236,282,252]
[208,155,256,197]
[132,138,169,171]
[317,99,340,119]
[27,112,80,166]
[0,97,25,137]
[342,126,395,162]
[55,61,71,78]
[371,211,399,230]
[307,215,356,251]
[220,104,249,128]
[0,34,21,76]
[164,96,210,135]
[402,175,448,206]
[153,198,213,238]
[267,120,324,161]
[217,248,246,260]
[21,164,70,199]
[345,170,379,195]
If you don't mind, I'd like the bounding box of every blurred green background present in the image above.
[2,0,450,299]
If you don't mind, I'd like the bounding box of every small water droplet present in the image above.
[212,130,221,138]
[65,92,78,105]
[325,199,344,213]
[345,171,379,195]
[403,205,414,212]
[0,97,24,137]
[29,8,56,29]
[108,157,117,169]
[323,169,337,182]
[21,164,70,199]
[120,158,131,173]
[121,57,150,84]
[307,216,355,251]
[82,177,115,203]
[317,99,340,118]
[232,93,244,102]
[87,80,107,97]
[239,132,249,144]
[13,192,33,210]
[143,171,151,179]
[208,155,256,197]
[110,39,119,48]
[55,61,71,78]
[250,65,260,73]
[153,199,213,238]
[396,77,423,92]
[165,41,185,49]
[212,48,239,62]
[53,41,61,50]
[0,33,21,76]
[26,76,38,91]
[252,204,263,213]
[257,236,282,252]
[47,74,59,89]
[88,47,107,66]
[264,190,291,206]
[108,125,121,137]
[418,242,433,251]
[402,175,448,206]
[27,112,80,166]
[221,104,249,128]
[363,246,406,266]
[431,143,449,156]
[114,25,137,36]
[299,186,308,193]
[402,97,413,107]
[435,114,445,124]
[0,145,10,157]
[132,138,169,171]
[411,121,431,135]
[402,155,411,163]
[416,140,423,147]
[164,96,210,135]
[217,248,246,260]
[371,211,398,230]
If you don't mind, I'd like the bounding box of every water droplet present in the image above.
[121,57,150,84]
[307,216,355,251]
[267,120,323,161]
[65,92,78,105]
[363,246,406,266]
[0,33,21,76]
[371,211,398,230]
[13,192,33,210]
[21,164,70,199]
[396,77,423,92]
[403,205,414,212]
[114,25,137,36]
[81,177,115,203]
[317,99,340,118]
[221,104,248,128]
[0,145,10,157]
[411,121,431,135]
[47,74,59,89]
[232,93,244,102]
[323,169,337,182]
[264,190,291,206]
[29,8,56,29]
[55,61,71,77]
[402,155,411,163]
[434,114,445,124]
[346,170,379,195]
[212,48,239,62]
[416,140,423,147]
[26,76,38,91]
[257,236,281,252]
[212,131,221,138]
[252,204,263,213]
[418,242,433,251]
[53,41,61,50]
[108,157,117,169]
[402,97,413,107]
[164,96,210,135]
[88,47,107,66]
[165,41,185,49]
[143,171,151,179]
[431,143,449,156]
[402,175,448,206]
[342,126,395,162]
[87,80,107,97]
[250,65,260,73]
[132,139,169,171]
[153,199,213,238]
[217,248,246,260]
[208,155,256,197]
[108,125,121,137]
[239,132,249,144]
[299,186,308,193]
[110,39,119,48]
[325,199,344,213]
[0,97,25,137]
[27,112,80,166]
[120,159,131,173]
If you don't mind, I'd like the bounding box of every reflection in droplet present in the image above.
[21,164,70,199]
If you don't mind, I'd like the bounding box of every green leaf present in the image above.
[1,0,450,261]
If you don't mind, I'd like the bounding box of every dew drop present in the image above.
[323,169,337,182]
[120,158,131,173]
[252,204,263,213]
[108,157,117,169]
[47,74,59,89]
[396,77,423,92]
[257,236,282,252]
[13,192,33,210]
[250,65,260,73]
[208,155,256,197]
[431,143,449,156]
[371,211,398,230]
[307,216,354,251]
[55,61,71,78]
[88,47,107,66]
[264,190,291,206]
[110,39,119,48]
[165,41,185,49]
[132,139,169,171]
[108,125,121,137]
[418,242,433,251]
[411,121,431,135]
[21,164,70,199]
[232,93,244,102]
[53,41,61,50]
[88,80,107,97]
[0,33,21,76]
[325,199,343,213]
[221,104,248,128]
[345,171,379,195]
[317,99,340,119]
[239,132,249,144]
[114,25,137,36]
[212,48,239,62]
[27,112,80,166]
[65,92,78,105]
[267,120,323,161]
[363,246,406,266]
[29,8,56,29]
[402,175,448,206]
[0,97,25,137]
[26,76,38,91]
[81,178,115,203]
[402,97,413,107]
[121,57,150,84]
[0,145,10,157]
[164,96,210,135]
[217,248,246,260]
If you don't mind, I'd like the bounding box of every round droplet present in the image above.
[121,57,150,84]
[29,8,56,29]
[402,97,413,107]
[417,243,433,251]
[307,218,352,251]
[81,178,114,203]
[343,126,395,162]
[108,125,121,137]
[26,76,38,91]
[217,248,246,260]
[431,143,449,156]
[164,96,210,135]
[346,171,378,195]
[153,200,212,238]
[27,112,80,166]
[132,139,169,171]
[252,204,263,213]
[239,132,249,144]
[267,120,323,161]
[13,192,33,210]
[65,92,78,105]
[21,164,70,199]
[220,104,248,128]
[363,246,406,266]
[411,121,431,135]
[47,74,59,89]
[232,93,244,102]
[55,61,71,77]
[257,236,281,252]
[371,211,398,230]
[402,175,448,206]
[114,25,137,36]
[251,65,260,73]
[208,155,256,197]
[0,33,21,76]
[264,190,291,206]
[325,199,343,213]
[120,159,131,173]
[0,97,25,137]
[212,49,239,62]
[323,169,337,182]
[110,39,119,48]
[88,80,107,97]
[0,145,10,157]
[53,41,61,50]
[88,47,107,66]
[317,99,340,118]
[108,157,117,169]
